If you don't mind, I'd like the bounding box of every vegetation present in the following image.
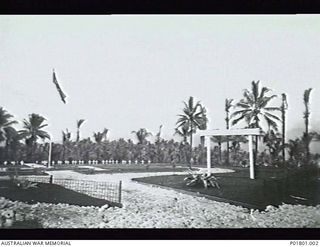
[303,88,313,165]
[184,169,220,189]
[231,81,281,165]
[176,96,208,167]
[225,98,233,165]
[280,93,288,162]
[19,114,50,162]
[0,82,318,170]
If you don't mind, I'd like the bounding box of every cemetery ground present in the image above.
[133,167,320,210]
[0,165,320,228]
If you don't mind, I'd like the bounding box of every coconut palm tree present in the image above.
[93,131,104,144]
[211,136,228,165]
[229,135,248,165]
[303,88,313,165]
[19,113,50,162]
[174,122,191,144]
[231,81,280,164]
[62,129,72,160]
[76,119,85,142]
[131,128,152,145]
[280,93,288,163]
[102,128,109,141]
[176,96,208,148]
[287,138,305,166]
[225,98,233,165]
[0,107,18,146]
[263,130,283,165]
[93,131,105,160]
[155,125,163,144]
[0,108,21,162]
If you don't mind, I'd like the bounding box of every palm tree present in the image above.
[280,93,288,163]
[102,128,109,141]
[263,130,283,165]
[131,128,152,145]
[303,88,313,165]
[93,131,104,144]
[174,122,191,144]
[19,113,50,162]
[0,108,21,162]
[76,119,85,142]
[231,81,280,164]
[211,136,228,165]
[93,131,105,160]
[0,107,18,146]
[62,129,72,160]
[155,125,163,144]
[229,135,248,165]
[287,138,305,166]
[225,98,233,165]
[176,96,208,148]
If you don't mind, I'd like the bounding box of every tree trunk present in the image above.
[225,112,230,166]
[189,132,193,168]
[254,135,258,166]
[226,139,230,166]
[305,115,310,165]
[218,142,222,164]
[282,109,286,163]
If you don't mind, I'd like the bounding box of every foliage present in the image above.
[131,128,152,145]
[231,80,280,130]
[184,170,220,189]
[262,130,284,165]
[176,96,208,147]
[19,113,50,162]
[76,119,85,142]
[231,81,280,165]
[303,88,313,164]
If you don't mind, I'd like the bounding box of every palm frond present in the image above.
[77,119,85,128]
[303,88,313,105]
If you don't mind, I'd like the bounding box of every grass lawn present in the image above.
[0,179,114,207]
[133,168,320,210]
[0,165,48,176]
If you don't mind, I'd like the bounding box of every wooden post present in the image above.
[118,180,122,204]
[206,136,211,176]
[248,135,255,179]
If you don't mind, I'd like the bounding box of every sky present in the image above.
[1,15,320,144]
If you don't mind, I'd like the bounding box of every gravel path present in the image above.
[1,169,320,228]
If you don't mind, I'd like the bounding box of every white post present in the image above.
[206,136,211,176]
[248,135,254,179]
[48,141,52,168]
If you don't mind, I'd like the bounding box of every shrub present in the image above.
[184,170,220,189]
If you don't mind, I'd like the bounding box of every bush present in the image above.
[184,170,220,189]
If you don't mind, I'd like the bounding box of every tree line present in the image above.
[0,81,319,167]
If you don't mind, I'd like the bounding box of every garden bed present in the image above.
[132,171,320,210]
[0,180,113,207]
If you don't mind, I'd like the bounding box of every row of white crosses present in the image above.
[53,160,85,165]
[98,160,152,165]
[2,161,25,166]
[36,160,153,165]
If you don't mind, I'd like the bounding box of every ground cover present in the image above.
[133,169,320,209]
[1,170,319,228]
[0,179,113,207]
[0,165,47,176]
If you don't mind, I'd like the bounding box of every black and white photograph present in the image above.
[0,15,320,232]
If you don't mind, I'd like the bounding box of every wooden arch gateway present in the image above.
[199,128,261,179]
